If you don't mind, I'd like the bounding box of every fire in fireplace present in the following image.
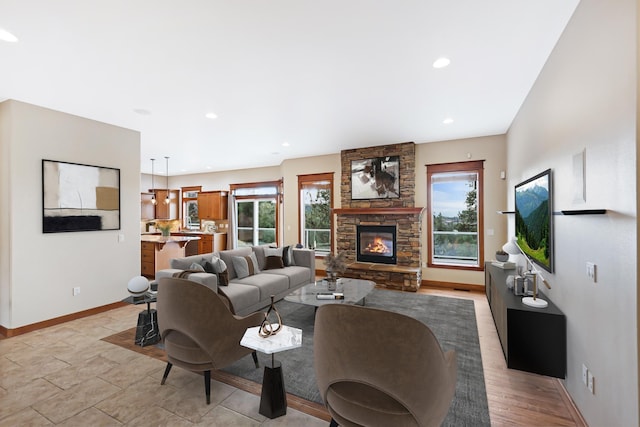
[356,225,397,265]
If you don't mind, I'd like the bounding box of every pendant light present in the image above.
[164,156,170,205]
[150,158,157,205]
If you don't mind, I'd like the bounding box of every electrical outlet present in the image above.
[586,262,597,282]
[72,287,81,296]
[587,370,595,394]
[582,364,588,386]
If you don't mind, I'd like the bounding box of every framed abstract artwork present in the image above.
[350,156,400,199]
[42,159,121,233]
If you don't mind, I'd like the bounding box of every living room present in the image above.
[0,0,637,426]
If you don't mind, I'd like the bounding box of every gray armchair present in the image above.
[156,277,264,404]
[314,304,457,427]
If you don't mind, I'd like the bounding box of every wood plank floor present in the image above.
[421,286,586,427]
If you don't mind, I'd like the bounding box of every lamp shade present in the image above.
[502,238,521,255]
[128,276,150,296]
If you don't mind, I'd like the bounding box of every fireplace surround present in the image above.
[335,142,423,291]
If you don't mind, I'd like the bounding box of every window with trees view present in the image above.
[231,181,282,247]
[427,161,484,269]
[181,186,201,230]
[298,173,333,254]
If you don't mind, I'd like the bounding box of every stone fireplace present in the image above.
[334,142,424,291]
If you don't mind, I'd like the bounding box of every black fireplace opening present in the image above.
[356,225,397,265]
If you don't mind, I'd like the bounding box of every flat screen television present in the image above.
[514,169,553,273]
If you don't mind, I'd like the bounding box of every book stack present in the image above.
[492,261,516,269]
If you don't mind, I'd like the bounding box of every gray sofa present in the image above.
[155,245,315,316]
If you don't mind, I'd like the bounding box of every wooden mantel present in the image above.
[332,207,425,216]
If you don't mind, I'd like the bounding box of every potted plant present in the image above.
[324,251,347,290]
[496,249,509,262]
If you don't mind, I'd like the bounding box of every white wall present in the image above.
[507,0,638,425]
[415,135,508,286]
[0,100,141,329]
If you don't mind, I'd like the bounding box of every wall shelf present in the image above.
[500,209,606,215]
[558,209,607,215]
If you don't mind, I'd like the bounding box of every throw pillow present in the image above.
[232,253,260,279]
[265,255,285,270]
[189,262,205,272]
[282,245,296,266]
[204,257,229,286]
[264,247,284,269]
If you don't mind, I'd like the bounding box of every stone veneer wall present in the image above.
[335,142,424,291]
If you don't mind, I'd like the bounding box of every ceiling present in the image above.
[0,0,579,176]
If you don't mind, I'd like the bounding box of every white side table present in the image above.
[241,325,302,418]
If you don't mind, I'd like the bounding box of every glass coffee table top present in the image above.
[284,278,375,307]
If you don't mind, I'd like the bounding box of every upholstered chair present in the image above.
[314,304,457,427]
[156,277,264,404]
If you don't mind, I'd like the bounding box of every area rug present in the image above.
[223,289,490,426]
[104,289,490,426]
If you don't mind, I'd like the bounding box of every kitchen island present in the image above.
[141,235,200,278]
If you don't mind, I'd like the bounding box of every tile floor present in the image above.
[0,303,328,426]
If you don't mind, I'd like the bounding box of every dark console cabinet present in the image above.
[485,263,566,378]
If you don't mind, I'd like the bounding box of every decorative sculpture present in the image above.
[259,295,282,338]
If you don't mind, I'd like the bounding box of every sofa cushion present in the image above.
[217,282,261,314]
[218,247,253,280]
[262,265,313,288]
[232,273,289,301]
[232,253,260,279]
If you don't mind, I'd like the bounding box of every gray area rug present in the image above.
[224,289,491,426]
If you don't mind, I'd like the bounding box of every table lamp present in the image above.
[127,275,150,297]
[502,237,551,308]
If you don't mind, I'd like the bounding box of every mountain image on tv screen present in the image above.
[515,175,552,272]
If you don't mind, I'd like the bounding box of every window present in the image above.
[298,173,333,254]
[427,161,484,269]
[231,180,282,247]
[181,186,201,230]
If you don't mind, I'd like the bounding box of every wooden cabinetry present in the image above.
[198,191,228,220]
[198,233,227,253]
[141,241,155,277]
[149,189,180,219]
[485,262,566,378]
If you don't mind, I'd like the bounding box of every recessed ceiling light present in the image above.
[282,142,290,147]
[433,57,450,69]
[443,117,454,124]
[0,28,18,43]
[205,113,218,119]
[133,108,151,115]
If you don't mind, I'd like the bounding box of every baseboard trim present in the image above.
[421,279,485,293]
[554,378,588,427]
[0,301,127,338]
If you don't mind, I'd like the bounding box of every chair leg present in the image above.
[161,362,173,385]
[252,351,259,368]
[204,370,211,405]
[330,418,339,427]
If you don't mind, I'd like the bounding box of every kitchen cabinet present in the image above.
[198,233,227,253]
[140,235,200,278]
[150,189,180,219]
[198,191,228,220]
